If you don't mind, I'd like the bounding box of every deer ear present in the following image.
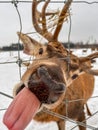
[17,32,42,56]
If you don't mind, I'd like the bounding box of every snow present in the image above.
[0,49,98,130]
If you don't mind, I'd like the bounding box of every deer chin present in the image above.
[13,65,66,110]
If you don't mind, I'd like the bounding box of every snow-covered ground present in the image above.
[0,49,98,130]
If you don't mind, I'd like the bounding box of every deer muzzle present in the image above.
[14,65,66,108]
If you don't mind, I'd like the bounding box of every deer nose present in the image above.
[53,83,65,94]
[37,66,66,93]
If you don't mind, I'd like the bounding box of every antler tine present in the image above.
[80,52,98,62]
[53,0,73,41]
[88,52,98,59]
[41,0,50,32]
[32,0,55,41]
[77,52,98,76]
[32,0,72,42]
[32,0,42,36]
[41,0,54,40]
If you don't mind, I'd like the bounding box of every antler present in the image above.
[79,52,98,75]
[53,0,72,40]
[32,0,54,41]
[32,0,72,42]
[76,52,98,75]
[79,52,98,62]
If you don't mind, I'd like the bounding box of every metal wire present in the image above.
[71,110,98,130]
[0,82,98,129]
[12,0,23,79]
[0,88,98,128]
[0,1,98,4]
[63,96,98,103]
[0,92,13,99]
[0,108,7,111]
[0,0,98,129]
[42,108,96,129]
[67,9,72,73]
[0,89,98,103]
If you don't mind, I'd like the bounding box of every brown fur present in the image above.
[14,0,98,129]
[34,73,94,129]
[15,30,97,130]
[14,43,95,130]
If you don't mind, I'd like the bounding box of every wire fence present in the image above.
[0,0,98,4]
[0,0,98,130]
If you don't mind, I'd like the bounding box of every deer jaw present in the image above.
[13,58,68,110]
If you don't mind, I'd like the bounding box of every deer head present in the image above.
[14,0,98,109]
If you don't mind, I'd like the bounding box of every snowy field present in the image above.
[0,49,98,130]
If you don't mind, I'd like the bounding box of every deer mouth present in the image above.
[15,66,66,106]
[28,67,50,104]
[28,66,66,104]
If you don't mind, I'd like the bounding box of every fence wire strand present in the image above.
[71,111,98,130]
[0,90,98,129]
[43,108,97,130]
[12,0,23,79]
[0,1,98,4]
[0,0,98,129]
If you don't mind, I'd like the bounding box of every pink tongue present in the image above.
[3,87,40,130]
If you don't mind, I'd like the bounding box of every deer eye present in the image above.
[39,48,43,55]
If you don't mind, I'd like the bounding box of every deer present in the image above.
[13,0,98,130]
